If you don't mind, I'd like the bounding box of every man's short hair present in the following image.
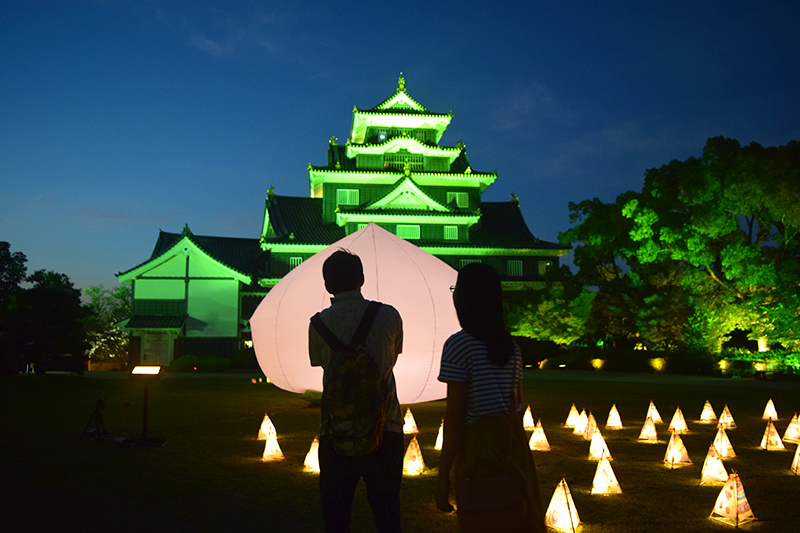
[322,249,364,295]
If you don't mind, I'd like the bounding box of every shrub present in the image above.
[169,354,231,373]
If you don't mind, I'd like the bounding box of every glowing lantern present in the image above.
[646,401,663,424]
[637,418,658,443]
[588,430,611,460]
[583,412,598,441]
[303,436,320,473]
[782,413,800,444]
[668,407,688,434]
[250,223,459,404]
[759,420,785,450]
[564,404,580,428]
[261,431,284,461]
[718,404,736,429]
[700,445,728,485]
[709,472,756,527]
[529,419,550,451]
[591,454,621,494]
[762,398,778,420]
[257,414,277,440]
[699,400,717,424]
[713,428,736,459]
[434,419,444,450]
[522,406,535,431]
[791,442,800,474]
[403,436,425,475]
[545,478,580,532]
[573,410,588,436]
[605,404,623,430]
[403,408,418,434]
[663,432,691,468]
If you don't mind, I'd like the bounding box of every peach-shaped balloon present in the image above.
[250,223,458,404]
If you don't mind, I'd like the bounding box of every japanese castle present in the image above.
[118,76,568,365]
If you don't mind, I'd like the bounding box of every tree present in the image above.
[19,270,90,373]
[0,242,27,373]
[83,284,131,366]
[561,137,800,352]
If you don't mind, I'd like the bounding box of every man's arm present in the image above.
[308,322,322,367]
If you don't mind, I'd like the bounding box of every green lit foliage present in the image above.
[505,266,595,348]
[83,284,131,365]
[561,137,800,352]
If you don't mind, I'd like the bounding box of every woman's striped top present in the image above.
[438,330,522,425]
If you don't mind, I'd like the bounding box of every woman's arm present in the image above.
[435,381,466,512]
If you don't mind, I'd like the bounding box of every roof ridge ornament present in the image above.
[398,73,405,92]
[181,224,192,237]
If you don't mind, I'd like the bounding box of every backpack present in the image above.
[310,301,389,456]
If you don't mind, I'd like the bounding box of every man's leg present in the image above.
[319,435,361,533]
[363,431,404,533]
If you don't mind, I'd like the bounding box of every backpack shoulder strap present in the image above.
[310,313,345,350]
[349,301,382,347]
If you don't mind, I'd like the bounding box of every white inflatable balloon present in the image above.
[250,223,458,404]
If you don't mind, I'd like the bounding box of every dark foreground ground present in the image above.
[1,369,798,532]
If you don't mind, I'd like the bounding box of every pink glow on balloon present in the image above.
[249,223,459,404]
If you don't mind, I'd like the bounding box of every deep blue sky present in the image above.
[2,1,799,292]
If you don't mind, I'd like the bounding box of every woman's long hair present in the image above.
[453,262,515,367]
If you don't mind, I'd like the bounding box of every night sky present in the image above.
[2,1,799,292]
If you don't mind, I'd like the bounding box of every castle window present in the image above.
[507,260,523,277]
[538,260,553,276]
[443,225,458,240]
[336,189,359,205]
[460,259,481,268]
[447,192,469,208]
[289,257,303,269]
[396,225,420,240]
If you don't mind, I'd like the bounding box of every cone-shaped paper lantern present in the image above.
[699,400,717,424]
[257,414,277,440]
[529,419,550,451]
[762,398,778,420]
[250,223,459,404]
[403,408,419,434]
[591,455,621,494]
[583,412,598,441]
[791,442,800,474]
[605,404,623,430]
[564,404,580,428]
[403,436,425,475]
[573,409,588,436]
[638,418,658,443]
[303,437,320,473]
[522,405,535,431]
[588,430,611,460]
[709,472,756,527]
[700,445,728,485]
[646,401,663,424]
[545,478,580,532]
[434,419,444,451]
[783,413,800,444]
[262,432,285,461]
[668,407,688,434]
[713,428,736,459]
[663,432,692,468]
[759,420,785,450]
[718,404,736,429]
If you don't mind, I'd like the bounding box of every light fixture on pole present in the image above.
[124,366,166,447]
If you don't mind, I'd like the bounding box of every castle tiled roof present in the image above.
[263,194,564,251]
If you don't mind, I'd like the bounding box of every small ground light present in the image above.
[125,366,166,447]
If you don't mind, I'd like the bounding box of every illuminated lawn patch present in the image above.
[1,371,798,532]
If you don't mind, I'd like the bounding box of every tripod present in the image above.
[82,398,108,440]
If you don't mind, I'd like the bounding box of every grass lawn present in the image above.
[1,370,798,532]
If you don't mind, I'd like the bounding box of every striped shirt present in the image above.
[438,330,522,425]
